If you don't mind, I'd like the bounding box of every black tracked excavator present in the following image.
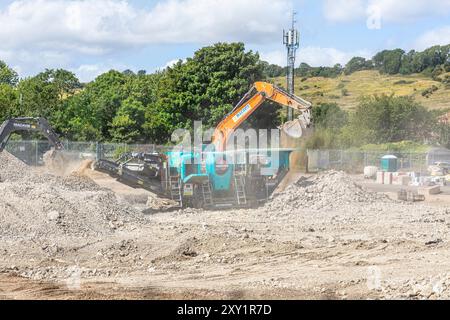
[0,117,65,165]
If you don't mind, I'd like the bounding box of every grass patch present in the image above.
[393,80,416,85]
[353,141,430,153]
[274,70,449,110]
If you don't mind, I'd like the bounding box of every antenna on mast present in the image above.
[283,11,300,121]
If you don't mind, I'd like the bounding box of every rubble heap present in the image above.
[266,170,389,212]
[0,152,142,239]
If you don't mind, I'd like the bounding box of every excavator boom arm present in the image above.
[0,117,64,152]
[213,81,312,150]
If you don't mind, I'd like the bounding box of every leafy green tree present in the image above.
[14,69,80,126]
[60,70,127,141]
[295,63,342,78]
[110,98,146,143]
[4,43,448,146]
[296,63,311,77]
[143,42,265,143]
[305,103,348,150]
[0,60,18,86]
[49,69,82,99]
[387,45,449,76]
[344,57,373,75]
[260,61,286,78]
[399,50,417,74]
[57,70,161,142]
[122,69,135,76]
[17,74,58,118]
[340,94,435,146]
[55,92,102,141]
[435,123,450,149]
[0,84,19,121]
[373,49,405,74]
[312,103,348,130]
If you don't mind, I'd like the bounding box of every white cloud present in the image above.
[163,58,185,70]
[72,63,128,83]
[415,26,450,50]
[323,0,450,26]
[151,58,187,73]
[300,47,372,66]
[0,48,71,77]
[261,47,372,67]
[0,0,291,80]
[323,0,365,22]
[0,0,291,52]
[260,51,286,67]
[368,0,450,23]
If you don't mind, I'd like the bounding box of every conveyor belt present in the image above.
[94,159,165,196]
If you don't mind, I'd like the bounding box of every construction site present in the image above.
[1,1,450,302]
[0,81,450,300]
[0,148,450,299]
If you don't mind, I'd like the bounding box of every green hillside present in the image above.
[273,70,450,110]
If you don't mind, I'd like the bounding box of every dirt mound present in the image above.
[43,150,93,177]
[265,170,388,212]
[0,151,29,181]
[0,151,143,239]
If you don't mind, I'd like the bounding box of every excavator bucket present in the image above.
[43,149,68,173]
[281,119,304,138]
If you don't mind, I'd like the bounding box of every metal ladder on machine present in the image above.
[201,178,213,207]
[169,175,183,208]
[234,174,247,205]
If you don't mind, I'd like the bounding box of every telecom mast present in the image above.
[283,11,300,121]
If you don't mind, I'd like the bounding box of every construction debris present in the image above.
[397,189,425,202]
[265,170,388,212]
[1,152,450,299]
[0,151,143,239]
[419,185,442,196]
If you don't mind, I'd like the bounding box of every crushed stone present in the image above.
[265,170,389,212]
[0,151,144,240]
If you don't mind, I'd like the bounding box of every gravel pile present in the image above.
[0,152,142,239]
[265,170,389,212]
[0,151,29,181]
[381,273,450,299]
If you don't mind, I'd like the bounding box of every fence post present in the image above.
[95,142,101,161]
[35,140,38,166]
[409,153,412,171]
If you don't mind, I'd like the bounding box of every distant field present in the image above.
[273,70,450,110]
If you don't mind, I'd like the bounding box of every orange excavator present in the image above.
[94,81,313,208]
[212,81,312,151]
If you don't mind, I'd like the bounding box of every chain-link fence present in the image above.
[5,141,450,173]
[4,140,167,166]
[306,149,449,174]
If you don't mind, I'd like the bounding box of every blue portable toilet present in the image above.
[381,155,398,172]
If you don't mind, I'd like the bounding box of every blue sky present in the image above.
[0,0,449,82]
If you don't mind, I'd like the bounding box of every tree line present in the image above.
[0,43,276,144]
[261,44,450,79]
[307,96,450,150]
[0,42,449,149]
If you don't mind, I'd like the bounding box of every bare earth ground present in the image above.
[1,154,450,300]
